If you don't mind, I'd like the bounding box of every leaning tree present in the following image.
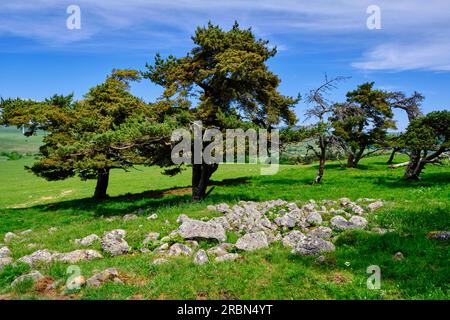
[304,76,348,183]
[144,22,299,201]
[331,82,395,168]
[385,91,424,164]
[0,70,175,199]
[400,110,450,180]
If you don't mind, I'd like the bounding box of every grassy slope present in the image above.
[0,153,449,300]
[0,126,43,155]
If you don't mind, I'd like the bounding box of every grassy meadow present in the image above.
[0,127,449,300]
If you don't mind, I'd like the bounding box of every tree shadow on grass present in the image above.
[10,177,253,217]
[351,172,450,189]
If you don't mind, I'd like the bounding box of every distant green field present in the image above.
[0,126,43,156]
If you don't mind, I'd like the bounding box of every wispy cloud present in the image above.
[0,0,449,71]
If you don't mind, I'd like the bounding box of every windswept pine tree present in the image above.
[331,82,395,168]
[0,70,177,199]
[144,22,299,201]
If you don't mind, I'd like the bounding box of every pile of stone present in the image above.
[145,198,386,265]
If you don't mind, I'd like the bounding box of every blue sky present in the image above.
[1,0,449,130]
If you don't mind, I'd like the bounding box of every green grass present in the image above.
[0,126,43,157]
[0,148,449,299]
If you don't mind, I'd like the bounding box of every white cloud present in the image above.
[352,42,450,72]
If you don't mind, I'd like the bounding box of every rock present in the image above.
[164,220,170,225]
[306,212,323,225]
[274,214,297,228]
[168,243,192,256]
[18,249,55,265]
[367,200,384,211]
[216,203,230,213]
[348,216,368,228]
[66,275,86,290]
[322,200,337,206]
[48,227,58,233]
[101,230,130,256]
[206,243,232,256]
[206,205,216,211]
[176,219,227,242]
[426,231,450,240]
[292,237,335,256]
[308,226,333,239]
[176,214,190,224]
[348,204,364,215]
[123,214,138,221]
[86,268,121,288]
[393,252,405,261]
[235,231,268,251]
[74,234,100,246]
[54,250,103,263]
[142,232,160,246]
[147,213,158,220]
[0,257,13,270]
[282,230,306,248]
[11,271,44,287]
[154,243,169,253]
[302,203,316,212]
[215,253,240,262]
[339,198,352,206]
[193,250,209,265]
[209,216,231,230]
[152,258,169,265]
[187,240,199,248]
[0,246,11,259]
[26,243,38,249]
[4,232,18,243]
[330,215,367,231]
[20,229,33,235]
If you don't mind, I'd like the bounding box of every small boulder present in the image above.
[101,230,130,256]
[18,249,55,265]
[0,246,11,259]
[11,271,44,288]
[393,252,405,261]
[206,243,232,256]
[348,216,368,229]
[426,231,450,240]
[193,250,209,265]
[4,232,18,243]
[20,229,33,235]
[54,249,103,264]
[292,237,335,256]
[0,257,13,270]
[282,230,306,248]
[235,231,268,251]
[66,275,86,290]
[74,234,100,246]
[215,253,240,262]
[367,200,384,211]
[168,243,192,256]
[123,214,138,221]
[306,212,323,226]
[86,268,121,288]
[176,214,190,224]
[308,226,333,239]
[176,219,227,242]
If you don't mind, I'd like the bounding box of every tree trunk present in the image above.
[314,141,326,184]
[386,147,399,164]
[192,163,218,201]
[347,153,356,168]
[403,150,422,180]
[315,156,325,184]
[93,168,110,199]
